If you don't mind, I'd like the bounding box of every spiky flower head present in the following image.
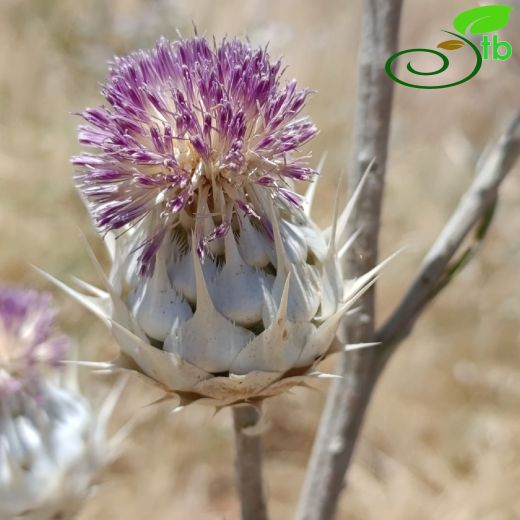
[68,36,378,408]
[73,36,316,276]
[0,286,118,519]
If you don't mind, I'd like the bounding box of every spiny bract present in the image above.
[62,36,381,408]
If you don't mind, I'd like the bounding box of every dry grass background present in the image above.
[1,1,520,518]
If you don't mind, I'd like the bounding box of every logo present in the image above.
[386,5,513,89]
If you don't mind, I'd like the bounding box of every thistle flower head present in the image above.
[0,286,68,396]
[73,36,317,275]
[0,286,120,519]
[66,36,383,408]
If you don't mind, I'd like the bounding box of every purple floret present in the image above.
[73,36,318,274]
[0,286,69,395]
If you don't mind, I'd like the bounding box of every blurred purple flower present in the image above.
[0,286,68,395]
[0,287,125,519]
[73,36,317,274]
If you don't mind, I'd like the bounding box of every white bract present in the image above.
[50,168,387,408]
[0,381,114,520]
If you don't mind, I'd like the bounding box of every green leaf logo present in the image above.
[453,5,513,35]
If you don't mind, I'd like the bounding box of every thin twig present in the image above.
[376,111,520,352]
[296,1,402,519]
[297,115,520,520]
[232,404,269,520]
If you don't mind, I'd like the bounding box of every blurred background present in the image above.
[1,1,519,518]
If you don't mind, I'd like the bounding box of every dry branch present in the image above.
[296,0,403,518]
[296,1,520,518]
[377,112,520,353]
